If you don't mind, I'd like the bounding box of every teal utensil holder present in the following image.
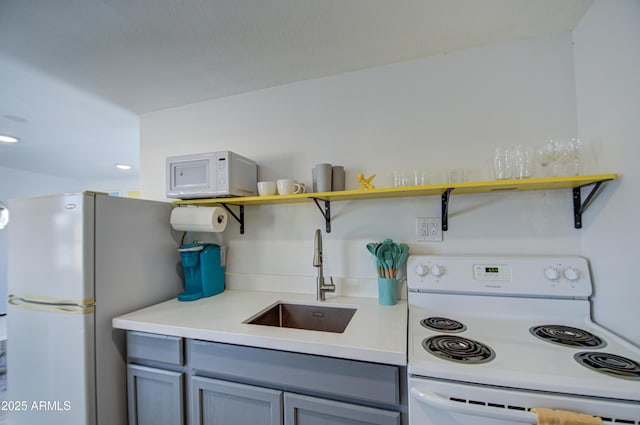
[378,277,397,305]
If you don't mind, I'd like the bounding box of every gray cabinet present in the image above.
[190,376,282,425]
[284,393,401,425]
[126,332,406,425]
[126,332,185,425]
[188,339,406,425]
[127,364,184,425]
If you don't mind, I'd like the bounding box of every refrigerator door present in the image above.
[8,193,94,303]
[7,192,182,424]
[7,300,95,424]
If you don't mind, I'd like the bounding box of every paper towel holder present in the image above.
[219,204,245,234]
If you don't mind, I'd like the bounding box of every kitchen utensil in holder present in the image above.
[378,277,397,305]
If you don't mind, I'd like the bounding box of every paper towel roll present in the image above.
[170,206,228,232]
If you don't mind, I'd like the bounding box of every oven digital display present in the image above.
[473,264,511,281]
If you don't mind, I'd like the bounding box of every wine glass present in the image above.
[557,138,581,176]
[536,139,559,177]
[567,138,582,175]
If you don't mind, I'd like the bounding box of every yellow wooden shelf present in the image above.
[173,174,617,233]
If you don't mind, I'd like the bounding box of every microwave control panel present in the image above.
[215,152,229,192]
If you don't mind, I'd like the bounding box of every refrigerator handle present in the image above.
[8,298,95,314]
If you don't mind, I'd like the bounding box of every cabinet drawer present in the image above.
[189,340,400,406]
[127,331,183,365]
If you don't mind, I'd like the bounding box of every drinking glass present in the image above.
[413,170,428,186]
[513,145,533,179]
[493,147,513,180]
[559,138,580,175]
[392,170,403,187]
[448,169,465,183]
[536,139,559,177]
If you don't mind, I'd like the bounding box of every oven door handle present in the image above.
[410,387,536,423]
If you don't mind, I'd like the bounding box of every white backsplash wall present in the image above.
[141,34,582,295]
[573,0,640,345]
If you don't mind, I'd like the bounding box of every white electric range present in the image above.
[407,255,640,425]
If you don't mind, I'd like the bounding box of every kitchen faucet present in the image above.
[313,229,335,301]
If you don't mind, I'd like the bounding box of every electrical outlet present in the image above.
[416,217,442,242]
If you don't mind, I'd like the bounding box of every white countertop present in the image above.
[112,290,407,366]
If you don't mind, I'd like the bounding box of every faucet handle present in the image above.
[327,276,336,291]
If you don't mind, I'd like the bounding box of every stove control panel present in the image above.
[407,256,592,298]
[473,264,511,281]
[414,264,446,277]
[563,267,580,281]
[543,266,581,281]
[430,264,445,277]
[415,264,429,276]
[544,266,561,281]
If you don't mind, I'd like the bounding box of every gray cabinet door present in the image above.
[284,393,400,425]
[128,364,184,425]
[190,376,283,425]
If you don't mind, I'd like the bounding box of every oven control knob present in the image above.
[431,264,445,277]
[415,264,429,276]
[563,267,580,281]
[544,267,561,281]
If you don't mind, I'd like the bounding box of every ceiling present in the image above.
[0,0,592,182]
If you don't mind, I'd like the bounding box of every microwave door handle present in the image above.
[410,387,536,423]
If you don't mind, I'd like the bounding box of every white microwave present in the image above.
[166,151,257,199]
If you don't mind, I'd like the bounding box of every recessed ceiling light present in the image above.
[115,164,132,170]
[0,135,19,143]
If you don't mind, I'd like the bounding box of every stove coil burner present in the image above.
[420,317,467,333]
[574,352,640,381]
[422,335,495,364]
[529,325,606,349]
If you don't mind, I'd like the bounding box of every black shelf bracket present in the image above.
[220,204,245,234]
[311,198,331,233]
[441,188,454,231]
[573,179,612,229]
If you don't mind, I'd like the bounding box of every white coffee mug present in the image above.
[277,179,305,195]
[257,181,277,196]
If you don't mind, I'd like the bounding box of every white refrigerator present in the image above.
[7,192,183,424]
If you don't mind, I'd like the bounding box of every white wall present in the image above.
[143,33,579,197]
[82,178,140,197]
[573,0,640,344]
[140,33,588,304]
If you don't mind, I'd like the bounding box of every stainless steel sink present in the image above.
[245,302,357,333]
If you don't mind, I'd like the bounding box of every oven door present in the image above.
[409,376,640,425]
